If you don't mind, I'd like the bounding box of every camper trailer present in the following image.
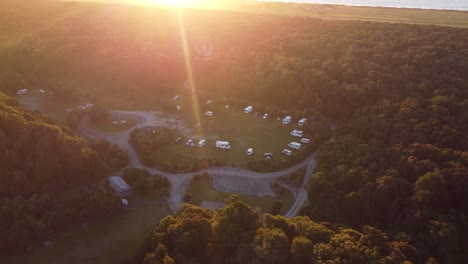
[216,141,231,149]
[288,142,302,150]
[283,116,292,125]
[244,106,253,113]
[298,118,307,126]
[290,130,303,137]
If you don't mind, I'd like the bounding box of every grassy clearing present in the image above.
[244,2,468,28]
[89,117,137,133]
[17,92,76,123]
[3,203,171,264]
[152,98,309,167]
[186,178,295,214]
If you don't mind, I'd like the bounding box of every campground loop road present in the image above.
[79,111,332,217]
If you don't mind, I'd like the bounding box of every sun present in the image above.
[143,0,199,7]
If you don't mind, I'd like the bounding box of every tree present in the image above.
[254,228,290,264]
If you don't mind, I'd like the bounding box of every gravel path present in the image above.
[79,110,326,216]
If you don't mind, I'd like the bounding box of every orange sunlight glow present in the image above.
[141,0,205,8]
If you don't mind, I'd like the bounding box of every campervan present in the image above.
[244,106,253,113]
[298,118,307,126]
[16,89,28,95]
[205,111,213,116]
[283,116,292,125]
[290,130,303,137]
[198,139,206,147]
[216,141,231,149]
[301,138,310,144]
[288,142,301,150]
[282,149,292,156]
[263,113,269,119]
[247,148,254,156]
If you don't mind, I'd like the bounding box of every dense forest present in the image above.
[141,198,416,264]
[0,1,467,263]
[0,92,128,253]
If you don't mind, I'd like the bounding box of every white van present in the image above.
[283,116,292,125]
[290,130,303,137]
[301,138,310,144]
[282,149,292,156]
[288,142,301,150]
[198,139,206,147]
[298,118,307,126]
[216,141,231,149]
[244,106,253,113]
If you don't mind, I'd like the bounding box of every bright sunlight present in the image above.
[141,0,205,8]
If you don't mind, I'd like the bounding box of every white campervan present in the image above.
[244,106,253,113]
[301,138,310,144]
[283,116,292,125]
[290,130,303,137]
[288,142,301,150]
[198,139,206,147]
[216,141,231,149]
[298,118,307,126]
[282,149,292,156]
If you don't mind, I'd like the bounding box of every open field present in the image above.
[89,117,137,133]
[146,97,310,167]
[16,92,77,123]
[243,2,468,28]
[186,178,295,214]
[3,203,170,264]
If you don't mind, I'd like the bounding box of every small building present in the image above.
[283,116,292,125]
[176,105,181,111]
[109,176,132,194]
[216,140,231,149]
[298,118,307,126]
[225,105,230,109]
[244,106,253,114]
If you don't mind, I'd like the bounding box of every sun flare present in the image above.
[142,0,200,7]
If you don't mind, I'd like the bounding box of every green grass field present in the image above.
[186,178,295,214]
[151,98,309,167]
[3,203,171,264]
[17,92,77,123]
[89,117,137,133]
[244,2,468,28]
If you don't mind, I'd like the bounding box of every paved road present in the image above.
[79,110,326,216]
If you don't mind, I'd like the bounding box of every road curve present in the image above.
[79,111,324,216]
